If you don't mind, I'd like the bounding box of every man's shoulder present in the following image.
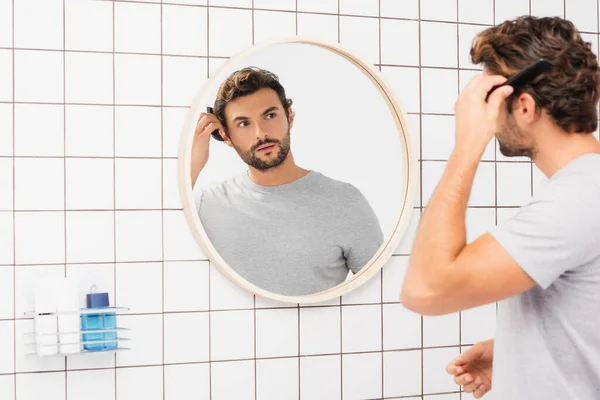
[310,171,364,198]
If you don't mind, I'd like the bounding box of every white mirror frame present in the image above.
[178,36,418,304]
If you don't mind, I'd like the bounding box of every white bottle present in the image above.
[33,280,58,356]
[57,278,81,354]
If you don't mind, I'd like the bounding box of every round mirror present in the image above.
[178,37,417,304]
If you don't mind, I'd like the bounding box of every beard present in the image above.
[496,114,534,158]
[232,129,291,170]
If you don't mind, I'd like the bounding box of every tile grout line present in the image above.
[160,1,166,398]
[12,0,16,395]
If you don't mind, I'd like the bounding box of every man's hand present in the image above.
[447,339,494,398]
[191,112,225,187]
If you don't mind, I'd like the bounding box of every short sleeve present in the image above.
[488,177,600,289]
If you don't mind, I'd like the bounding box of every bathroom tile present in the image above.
[162,160,181,209]
[66,212,114,263]
[65,52,113,105]
[427,395,461,400]
[116,262,162,314]
[210,264,254,310]
[14,158,63,211]
[114,106,161,158]
[162,5,207,56]
[421,0,457,21]
[383,303,421,350]
[0,1,12,47]
[342,305,381,353]
[342,270,381,305]
[256,308,298,358]
[470,162,495,207]
[421,22,458,68]
[209,0,251,6]
[163,210,207,260]
[297,13,338,43]
[531,0,564,18]
[383,350,422,397]
[114,2,160,54]
[14,50,63,103]
[14,104,64,157]
[461,303,497,345]
[163,56,208,107]
[14,0,63,50]
[115,54,161,106]
[423,313,460,347]
[395,210,420,255]
[164,312,209,363]
[381,20,419,66]
[0,321,14,374]
[495,0,530,24]
[164,0,205,3]
[422,114,455,160]
[256,358,299,400]
[497,162,532,206]
[255,296,296,309]
[209,8,252,57]
[0,375,14,400]
[67,369,115,400]
[0,159,11,211]
[162,107,189,158]
[14,319,65,373]
[14,212,65,265]
[381,67,420,113]
[465,207,496,244]
[423,347,461,394]
[116,315,164,367]
[298,0,337,14]
[532,164,549,196]
[0,266,13,318]
[566,0,597,33]
[164,261,209,312]
[211,360,255,400]
[66,158,114,210]
[211,310,254,361]
[0,104,12,156]
[65,0,113,52]
[459,69,480,94]
[66,105,114,157]
[0,213,13,265]
[115,211,163,262]
[300,355,341,399]
[458,0,494,25]
[16,372,65,400]
[299,306,340,355]
[115,159,162,210]
[255,0,295,10]
[67,346,115,371]
[382,256,407,303]
[339,16,379,64]
[116,366,163,400]
[342,352,382,400]
[421,68,458,114]
[66,263,115,310]
[381,0,418,19]
[0,50,11,102]
[164,363,210,400]
[459,24,487,69]
[254,11,296,43]
[340,0,378,16]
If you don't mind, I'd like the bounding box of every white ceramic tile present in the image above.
[0,321,14,374]
[566,0,597,33]
[66,211,114,263]
[0,104,12,156]
[297,0,337,14]
[162,107,189,158]
[14,104,63,157]
[65,0,113,52]
[14,50,63,103]
[395,210,420,255]
[423,347,460,394]
[381,67,420,113]
[210,0,252,6]
[421,68,458,114]
[381,0,418,19]
[497,162,531,206]
[114,106,161,158]
[421,22,458,68]
[495,0,530,24]
[115,54,161,106]
[163,210,206,260]
[299,306,340,355]
[115,211,163,262]
[255,296,296,309]
[16,371,65,400]
[421,0,457,21]
[0,1,12,48]
[0,213,13,265]
[459,24,486,69]
[0,50,12,102]
[0,266,13,318]
[14,0,63,50]
[254,11,296,45]
[14,212,65,265]
[114,2,161,54]
[383,303,421,350]
[162,160,180,209]
[256,308,298,358]
[342,270,381,305]
[163,0,205,3]
[14,319,65,373]
[340,0,378,16]
[297,13,338,43]
[65,263,115,310]
[427,395,461,400]
[458,0,494,24]
[0,159,11,211]
[342,305,381,352]
[164,261,209,312]
[209,8,253,57]
[423,313,460,347]
[255,0,295,10]
[211,310,254,361]
[164,363,210,400]
[422,115,455,160]
[381,19,419,66]
[342,352,382,400]
[382,256,407,303]
[65,105,114,157]
[164,312,210,363]
[115,159,162,210]
[339,16,379,64]
[465,207,496,244]
[461,303,497,345]
[163,56,208,107]
[209,263,255,310]
[162,5,208,56]
[67,369,115,400]
[470,162,495,206]
[211,360,255,400]
[383,350,421,397]
[256,358,299,400]
[14,158,63,211]
[116,262,162,314]
[0,375,14,400]
[299,355,340,399]
[67,345,115,371]
[531,0,564,18]
[66,158,114,210]
[116,366,163,400]
[116,315,164,367]
[65,52,113,105]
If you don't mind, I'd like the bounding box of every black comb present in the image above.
[485,59,553,102]
[206,106,224,141]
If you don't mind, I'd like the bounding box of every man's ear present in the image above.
[516,92,539,124]
[288,107,295,129]
[221,128,233,148]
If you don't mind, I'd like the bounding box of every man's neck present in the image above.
[247,154,310,186]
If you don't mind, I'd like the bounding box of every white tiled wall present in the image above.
[1,0,598,399]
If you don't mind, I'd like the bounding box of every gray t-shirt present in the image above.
[196,170,384,296]
[489,153,600,399]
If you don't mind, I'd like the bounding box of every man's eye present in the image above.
[266,113,276,119]
[239,121,248,127]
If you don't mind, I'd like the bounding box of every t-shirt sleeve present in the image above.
[488,177,600,289]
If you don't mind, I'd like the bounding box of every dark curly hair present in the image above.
[470,16,600,133]
[213,66,293,134]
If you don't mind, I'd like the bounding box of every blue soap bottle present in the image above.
[80,285,117,351]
